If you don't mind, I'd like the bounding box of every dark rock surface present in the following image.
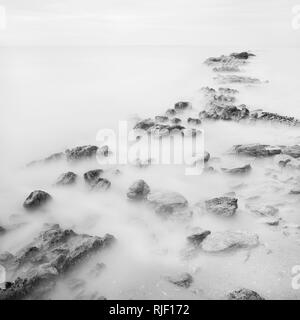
[205,197,238,217]
[187,118,201,125]
[166,272,193,288]
[66,145,98,161]
[56,172,78,186]
[23,190,52,210]
[227,288,264,300]
[134,118,155,131]
[174,101,191,112]
[0,224,115,300]
[187,230,211,246]
[83,169,104,186]
[127,179,150,200]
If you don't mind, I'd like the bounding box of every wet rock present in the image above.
[134,118,155,131]
[251,112,300,126]
[174,101,191,112]
[187,118,201,125]
[66,145,98,161]
[200,104,250,122]
[187,230,211,246]
[222,164,252,175]
[93,178,111,190]
[227,288,264,300]
[218,87,239,95]
[166,272,193,288]
[231,144,282,157]
[56,172,77,186]
[201,231,259,252]
[258,217,280,226]
[155,116,169,123]
[127,179,150,200]
[23,190,52,210]
[168,125,186,134]
[147,191,190,218]
[0,224,115,300]
[205,197,238,217]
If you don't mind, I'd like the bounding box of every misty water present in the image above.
[1,46,300,299]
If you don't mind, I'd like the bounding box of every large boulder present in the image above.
[0,224,115,300]
[66,145,98,161]
[174,101,192,112]
[231,144,282,157]
[147,191,190,218]
[201,231,259,252]
[205,197,238,217]
[227,288,264,300]
[127,180,150,200]
[56,172,77,186]
[23,190,52,210]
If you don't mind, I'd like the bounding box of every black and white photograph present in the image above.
[1,0,300,305]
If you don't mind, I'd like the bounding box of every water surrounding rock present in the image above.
[222,164,252,175]
[0,225,6,234]
[66,145,98,161]
[166,272,193,288]
[227,288,264,300]
[56,172,78,186]
[23,190,52,210]
[93,178,111,190]
[258,217,280,226]
[0,224,115,300]
[205,197,238,217]
[231,144,282,157]
[201,231,259,252]
[127,179,150,200]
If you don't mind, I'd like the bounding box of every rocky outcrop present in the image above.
[23,190,52,210]
[222,164,252,175]
[0,224,115,300]
[231,144,282,157]
[201,231,259,252]
[66,145,98,161]
[127,180,150,200]
[205,197,238,217]
[56,172,77,186]
[165,109,176,117]
[170,117,181,124]
[227,288,264,300]
[166,273,193,288]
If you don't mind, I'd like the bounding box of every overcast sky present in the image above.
[0,0,299,46]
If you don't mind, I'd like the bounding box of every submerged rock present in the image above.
[222,164,252,175]
[23,190,52,210]
[127,179,150,200]
[201,231,259,252]
[166,273,193,288]
[0,225,6,234]
[231,144,282,157]
[147,191,190,218]
[205,197,238,217]
[66,145,98,161]
[227,288,264,300]
[56,172,77,186]
[0,224,115,300]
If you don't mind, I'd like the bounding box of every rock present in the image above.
[56,172,77,186]
[166,273,193,288]
[66,145,98,161]
[199,104,250,122]
[93,178,111,191]
[134,118,155,131]
[83,169,104,186]
[127,179,150,200]
[231,144,282,157]
[248,205,279,217]
[170,117,181,124]
[190,151,210,167]
[165,109,176,117]
[187,118,201,125]
[289,189,300,195]
[0,224,115,300]
[187,230,211,246]
[258,217,280,226]
[282,145,300,158]
[251,112,300,126]
[147,191,190,218]
[218,87,239,95]
[23,190,52,210]
[174,101,191,112]
[221,164,252,175]
[168,125,186,134]
[230,52,255,59]
[227,288,264,300]
[201,231,259,252]
[155,116,168,123]
[0,226,6,234]
[97,145,111,157]
[205,197,238,217]
[133,158,153,168]
[215,75,262,84]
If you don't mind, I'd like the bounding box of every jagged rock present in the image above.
[66,145,98,161]
[147,191,190,218]
[166,273,193,288]
[201,231,259,252]
[155,116,168,122]
[187,230,211,246]
[282,145,300,158]
[205,197,238,217]
[134,118,155,131]
[165,109,176,117]
[222,164,252,175]
[231,144,282,157]
[213,94,236,103]
[93,178,111,190]
[215,75,262,84]
[0,224,115,300]
[187,118,201,125]
[127,179,150,200]
[83,170,110,190]
[168,125,186,134]
[174,101,191,112]
[56,172,77,186]
[227,288,264,300]
[199,104,250,122]
[250,112,300,126]
[23,190,52,210]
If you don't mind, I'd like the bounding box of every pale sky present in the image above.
[0,0,299,46]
